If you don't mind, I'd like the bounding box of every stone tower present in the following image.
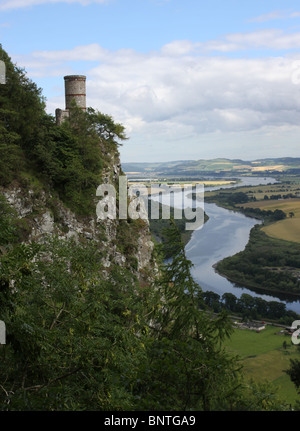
[56,75,86,125]
[64,75,86,110]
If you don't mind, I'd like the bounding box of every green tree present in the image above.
[134,221,241,411]
[0,45,45,152]
[226,380,290,411]
[285,359,300,394]
[0,46,128,216]
[86,107,128,150]
[0,235,150,410]
[222,292,238,312]
[283,341,287,350]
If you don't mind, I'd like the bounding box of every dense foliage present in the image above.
[0,209,289,411]
[241,206,287,222]
[202,290,299,325]
[205,190,287,222]
[205,191,252,207]
[216,226,300,296]
[0,47,43,185]
[0,45,126,215]
[148,200,208,254]
[286,359,300,396]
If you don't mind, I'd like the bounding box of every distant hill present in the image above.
[123,157,300,177]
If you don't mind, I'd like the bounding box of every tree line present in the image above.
[216,226,300,296]
[202,290,299,325]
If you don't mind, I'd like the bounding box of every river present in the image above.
[151,177,300,314]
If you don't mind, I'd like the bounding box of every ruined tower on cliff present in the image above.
[56,75,86,125]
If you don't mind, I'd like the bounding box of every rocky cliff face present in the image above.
[1,153,155,284]
[0,45,157,289]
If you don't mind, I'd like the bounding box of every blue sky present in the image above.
[1,0,300,162]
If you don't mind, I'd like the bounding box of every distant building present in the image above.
[56,75,86,125]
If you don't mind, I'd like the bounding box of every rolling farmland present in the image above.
[242,199,300,243]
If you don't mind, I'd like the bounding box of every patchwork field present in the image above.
[224,325,300,405]
[123,157,300,177]
[128,179,237,195]
[251,165,286,172]
[129,179,236,186]
[242,199,300,243]
[240,182,300,200]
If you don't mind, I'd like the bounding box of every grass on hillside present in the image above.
[242,199,300,243]
[129,179,237,190]
[123,159,300,176]
[251,165,286,172]
[225,325,300,405]
[207,182,300,201]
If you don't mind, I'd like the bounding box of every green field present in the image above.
[242,198,300,243]
[224,325,300,405]
[123,157,300,177]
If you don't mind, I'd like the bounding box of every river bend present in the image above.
[152,177,300,314]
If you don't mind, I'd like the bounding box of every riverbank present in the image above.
[213,260,300,299]
[241,198,300,244]
[215,225,300,299]
[149,176,300,313]
[185,177,300,313]
[203,180,300,300]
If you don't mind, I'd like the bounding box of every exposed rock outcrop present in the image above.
[1,154,156,284]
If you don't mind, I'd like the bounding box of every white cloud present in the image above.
[194,29,300,53]
[161,40,196,56]
[32,43,109,61]
[249,10,300,22]
[0,0,108,11]
[249,11,288,22]
[154,30,300,55]
[225,29,300,50]
[13,38,300,161]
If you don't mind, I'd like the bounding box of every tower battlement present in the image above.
[56,75,86,125]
